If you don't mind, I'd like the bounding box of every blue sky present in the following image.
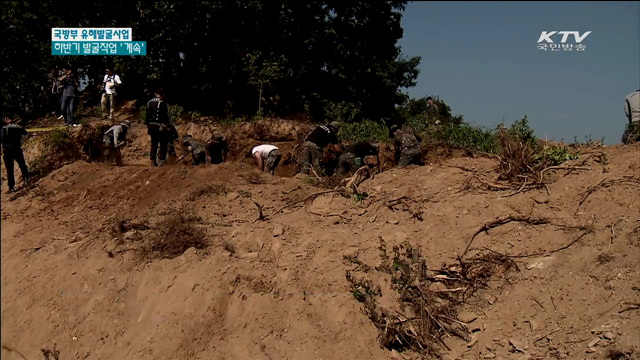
[397,1,640,144]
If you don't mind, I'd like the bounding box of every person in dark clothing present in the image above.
[145,88,171,166]
[300,122,343,175]
[390,124,423,167]
[59,68,80,126]
[1,116,29,193]
[47,68,63,118]
[206,134,228,164]
[102,120,130,166]
[182,135,208,165]
[167,123,179,157]
[335,141,379,176]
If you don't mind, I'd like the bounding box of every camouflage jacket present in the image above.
[394,128,421,151]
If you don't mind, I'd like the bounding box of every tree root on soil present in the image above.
[577,176,640,213]
[346,242,518,357]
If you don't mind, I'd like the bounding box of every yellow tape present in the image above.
[26,126,68,133]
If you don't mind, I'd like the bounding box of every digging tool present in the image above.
[176,150,192,162]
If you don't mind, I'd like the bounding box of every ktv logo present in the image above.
[537,31,591,52]
[537,31,592,44]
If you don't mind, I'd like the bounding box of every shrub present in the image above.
[338,119,389,143]
[144,212,208,259]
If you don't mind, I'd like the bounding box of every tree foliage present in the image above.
[2,0,420,121]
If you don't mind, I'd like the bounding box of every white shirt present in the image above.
[625,90,640,123]
[103,74,122,95]
[252,144,278,159]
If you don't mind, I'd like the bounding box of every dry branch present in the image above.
[577,177,640,213]
[262,190,337,220]
[461,215,551,258]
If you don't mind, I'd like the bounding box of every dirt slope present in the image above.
[1,120,639,360]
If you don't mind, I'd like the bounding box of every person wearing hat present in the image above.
[103,120,130,166]
[335,141,379,177]
[390,124,422,168]
[182,134,208,165]
[300,121,343,175]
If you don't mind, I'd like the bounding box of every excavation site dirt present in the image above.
[1,115,639,360]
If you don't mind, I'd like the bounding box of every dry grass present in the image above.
[186,184,227,201]
[142,211,208,259]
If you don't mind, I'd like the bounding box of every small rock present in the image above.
[374,185,383,192]
[226,192,239,201]
[462,209,469,215]
[145,181,150,185]
[273,224,284,237]
[469,321,483,333]
[109,276,115,281]
[458,311,477,324]
[356,209,367,216]
[528,319,540,332]
[484,354,496,359]
[387,219,399,225]
[72,336,77,341]
[239,252,259,259]
[509,339,526,352]
[369,215,377,223]
[602,331,615,340]
[585,348,596,354]
[467,336,478,348]
[587,338,599,348]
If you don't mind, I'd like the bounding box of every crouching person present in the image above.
[390,124,423,167]
[252,144,282,175]
[103,120,130,166]
[335,141,379,176]
[182,134,207,165]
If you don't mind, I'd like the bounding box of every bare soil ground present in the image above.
[1,113,639,360]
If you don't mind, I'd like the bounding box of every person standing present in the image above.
[426,96,441,125]
[59,68,80,126]
[251,144,282,175]
[622,90,640,144]
[46,68,63,118]
[101,68,122,119]
[1,115,29,193]
[145,88,171,166]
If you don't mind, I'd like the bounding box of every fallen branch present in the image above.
[472,175,512,191]
[577,177,640,213]
[618,302,640,313]
[308,210,351,222]
[342,166,372,193]
[534,327,561,342]
[252,200,265,221]
[499,177,529,198]
[483,220,595,259]
[1,345,28,360]
[461,215,551,258]
[539,166,591,184]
